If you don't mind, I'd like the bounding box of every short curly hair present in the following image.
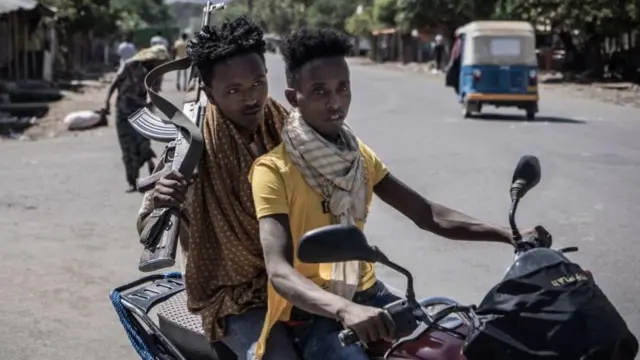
[280,28,352,87]
[187,16,266,85]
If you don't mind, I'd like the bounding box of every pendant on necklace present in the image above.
[321,199,330,214]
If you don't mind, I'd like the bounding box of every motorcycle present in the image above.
[109,155,582,360]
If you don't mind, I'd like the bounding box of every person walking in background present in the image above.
[116,33,136,71]
[103,46,170,192]
[150,31,169,49]
[432,34,445,74]
[149,31,169,91]
[445,35,462,94]
[173,33,189,90]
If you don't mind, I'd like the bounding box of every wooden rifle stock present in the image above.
[138,209,180,272]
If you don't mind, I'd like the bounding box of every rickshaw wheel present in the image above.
[462,102,473,118]
[525,102,538,120]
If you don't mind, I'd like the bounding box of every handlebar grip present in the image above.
[338,329,359,346]
[534,225,553,248]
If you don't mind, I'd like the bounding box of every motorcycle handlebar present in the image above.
[337,298,419,347]
[534,225,553,247]
[338,329,359,346]
[515,225,553,251]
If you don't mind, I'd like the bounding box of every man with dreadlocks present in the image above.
[136,16,299,360]
[250,28,542,360]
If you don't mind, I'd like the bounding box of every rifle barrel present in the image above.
[201,2,226,28]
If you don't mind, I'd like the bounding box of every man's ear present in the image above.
[284,88,297,108]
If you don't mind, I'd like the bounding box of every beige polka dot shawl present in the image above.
[185,98,288,341]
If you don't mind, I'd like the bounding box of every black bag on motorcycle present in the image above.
[462,257,638,360]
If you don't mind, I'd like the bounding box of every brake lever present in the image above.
[559,246,579,253]
[384,324,427,359]
[515,239,536,253]
[383,305,469,359]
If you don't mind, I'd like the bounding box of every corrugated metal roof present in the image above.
[0,0,38,15]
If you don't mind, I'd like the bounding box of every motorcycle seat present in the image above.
[157,291,235,360]
[155,280,404,360]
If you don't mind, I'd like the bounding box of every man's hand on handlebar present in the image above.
[337,303,396,344]
[151,170,188,209]
[520,225,553,248]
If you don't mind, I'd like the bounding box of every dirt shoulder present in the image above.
[350,58,640,109]
[10,73,115,142]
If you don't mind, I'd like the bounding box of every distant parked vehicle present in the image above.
[447,21,540,120]
[264,34,282,53]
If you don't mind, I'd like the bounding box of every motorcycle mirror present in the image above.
[298,225,379,264]
[510,155,541,201]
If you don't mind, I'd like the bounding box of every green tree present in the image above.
[372,0,398,27]
[390,0,497,37]
[209,2,250,25]
[253,0,302,34]
[116,11,144,33]
[493,0,639,37]
[306,0,359,32]
[40,0,122,36]
[346,6,378,37]
[492,0,640,80]
[112,0,172,26]
[346,5,379,56]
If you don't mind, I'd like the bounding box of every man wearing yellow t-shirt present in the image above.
[173,33,189,90]
[250,28,539,360]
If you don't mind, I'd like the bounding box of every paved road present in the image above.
[2,54,639,360]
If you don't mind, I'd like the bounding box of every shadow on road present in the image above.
[470,113,586,124]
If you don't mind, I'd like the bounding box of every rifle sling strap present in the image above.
[138,57,204,248]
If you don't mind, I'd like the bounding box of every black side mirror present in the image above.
[510,155,541,201]
[298,225,379,264]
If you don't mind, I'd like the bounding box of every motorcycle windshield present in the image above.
[503,248,572,280]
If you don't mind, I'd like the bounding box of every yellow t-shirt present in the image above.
[249,140,389,359]
[174,39,187,59]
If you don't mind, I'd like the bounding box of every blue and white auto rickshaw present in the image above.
[452,21,539,119]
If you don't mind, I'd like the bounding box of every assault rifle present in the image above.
[128,1,226,272]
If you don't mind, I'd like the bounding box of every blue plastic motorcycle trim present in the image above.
[109,272,183,360]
